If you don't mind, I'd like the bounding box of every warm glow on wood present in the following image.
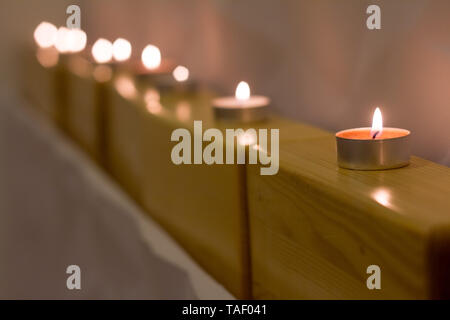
[114,75,137,99]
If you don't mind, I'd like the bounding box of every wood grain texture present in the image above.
[247,135,450,299]
[140,91,251,298]
[137,89,329,299]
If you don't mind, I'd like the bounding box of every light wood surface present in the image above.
[106,82,146,202]
[137,88,330,298]
[65,71,102,162]
[247,135,450,299]
[25,50,450,299]
[139,90,252,298]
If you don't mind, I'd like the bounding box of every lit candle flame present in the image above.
[91,38,113,63]
[173,65,189,82]
[141,45,161,70]
[67,29,87,53]
[54,27,86,53]
[112,38,132,62]
[34,22,57,48]
[54,27,71,53]
[371,107,383,139]
[235,81,250,101]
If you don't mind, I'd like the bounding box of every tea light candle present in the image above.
[90,38,115,82]
[336,108,410,170]
[55,26,87,54]
[130,44,175,89]
[34,22,58,49]
[34,22,86,67]
[212,81,270,123]
[89,38,133,78]
[91,38,134,64]
[170,65,197,92]
[112,38,132,62]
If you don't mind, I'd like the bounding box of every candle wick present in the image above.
[372,131,379,139]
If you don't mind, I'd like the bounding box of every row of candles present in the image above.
[33,22,410,171]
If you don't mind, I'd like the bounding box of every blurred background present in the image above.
[2,0,450,165]
[0,0,449,299]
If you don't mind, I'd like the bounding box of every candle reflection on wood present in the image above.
[248,134,450,299]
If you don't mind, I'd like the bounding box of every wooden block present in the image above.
[138,90,330,298]
[247,135,450,299]
[106,75,145,201]
[20,48,66,125]
[65,68,100,162]
[64,56,114,165]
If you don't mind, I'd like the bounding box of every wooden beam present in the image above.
[136,89,329,298]
[106,81,146,202]
[65,71,102,162]
[20,49,65,126]
[247,135,450,299]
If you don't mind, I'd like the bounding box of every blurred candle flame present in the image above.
[235,81,250,101]
[34,22,57,48]
[54,27,71,53]
[141,45,161,70]
[92,38,113,63]
[371,107,383,138]
[173,65,189,82]
[53,27,86,53]
[67,28,87,53]
[112,38,132,62]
